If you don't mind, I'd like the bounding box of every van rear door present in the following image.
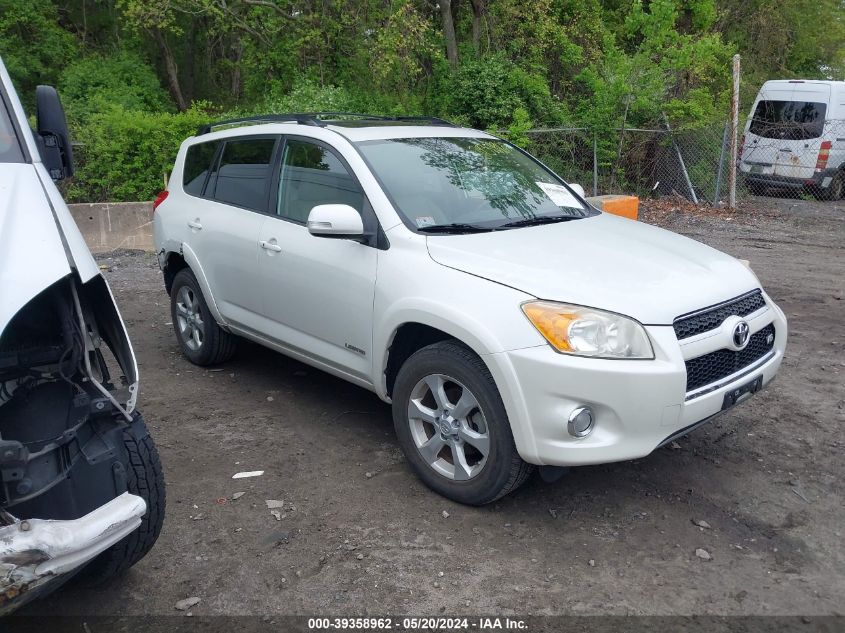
[744,83,830,181]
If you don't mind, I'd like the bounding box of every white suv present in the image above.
[154,114,787,505]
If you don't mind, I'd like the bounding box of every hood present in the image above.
[0,163,73,334]
[426,213,760,324]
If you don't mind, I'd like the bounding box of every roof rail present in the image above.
[196,112,456,135]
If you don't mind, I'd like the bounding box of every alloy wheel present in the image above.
[175,286,204,351]
[407,374,490,481]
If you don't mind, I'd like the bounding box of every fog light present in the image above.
[568,407,594,437]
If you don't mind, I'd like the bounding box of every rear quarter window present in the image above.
[209,137,277,211]
[182,141,219,196]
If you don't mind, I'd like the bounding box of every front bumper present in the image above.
[0,492,146,614]
[487,298,787,467]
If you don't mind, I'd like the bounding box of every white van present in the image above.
[739,80,845,200]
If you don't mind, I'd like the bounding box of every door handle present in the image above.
[187,219,203,230]
[259,240,283,253]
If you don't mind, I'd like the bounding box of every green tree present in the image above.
[59,51,173,121]
[0,0,78,104]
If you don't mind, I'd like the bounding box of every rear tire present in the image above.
[818,172,844,201]
[170,268,237,366]
[81,412,165,584]
[392,341,533,505]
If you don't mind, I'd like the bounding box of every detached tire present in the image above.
[170,268,237,366]
[392,341,533,505]
[81,412,165,584]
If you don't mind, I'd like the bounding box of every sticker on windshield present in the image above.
[536,182,581,208]
[415,216,436,228]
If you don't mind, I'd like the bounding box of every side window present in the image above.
[277,139,364,224]
[182,141,218,196]
[211,138,277,211]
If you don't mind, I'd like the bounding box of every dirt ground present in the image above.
[29,196,844,617]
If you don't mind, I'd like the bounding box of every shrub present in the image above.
[258,78,373,115]
[67,104,211,203]
[445,55,563,129]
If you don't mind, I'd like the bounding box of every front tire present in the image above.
[170,268,237,366]
[81,412,165,584]
[392,341,533,505]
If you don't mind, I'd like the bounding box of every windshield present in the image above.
[355,137,594,232]
[749,100,827,140]
[0,96,24,163]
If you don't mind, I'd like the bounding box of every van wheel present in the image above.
[170,268,237,366]
[80,412,165,584]
[819,173,844,201]
[392,341,533,505]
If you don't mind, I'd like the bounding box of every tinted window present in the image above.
[211,138,276,211]
[182,141,218,195]
[0,98,24,163]
[749,100,827,140]
[277,140,364,223]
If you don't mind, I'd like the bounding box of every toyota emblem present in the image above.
[733,321,750,349]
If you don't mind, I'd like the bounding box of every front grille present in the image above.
[674,290,766,340]
[685,324,776,392]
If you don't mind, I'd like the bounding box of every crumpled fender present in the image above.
[0,166,139,412]
[0,164,72,335]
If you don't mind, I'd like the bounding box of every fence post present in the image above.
[713,121,729,205]
[728,54,741,209]
[592,132,598,196]
[663,114,698,204]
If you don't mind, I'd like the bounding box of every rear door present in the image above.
[744,84,831,180]
[186,135,279,332]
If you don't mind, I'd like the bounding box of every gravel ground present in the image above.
[28,196,844,617]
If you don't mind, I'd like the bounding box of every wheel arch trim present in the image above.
[178,243,229,329]
[375,306,540,463]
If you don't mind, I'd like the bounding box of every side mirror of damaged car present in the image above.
[307,204,365,240]
[569,183,585,199]
[35,85,74,181]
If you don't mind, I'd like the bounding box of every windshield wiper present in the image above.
[497,215,580,229]
[417,223,493,234]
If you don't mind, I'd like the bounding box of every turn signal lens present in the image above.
[521,301,654,359]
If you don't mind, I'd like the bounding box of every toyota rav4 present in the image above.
[153,113,787,505]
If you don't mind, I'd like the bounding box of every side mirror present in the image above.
[307,204,364,239]
[35,85,74,181]
[569,183,586,199]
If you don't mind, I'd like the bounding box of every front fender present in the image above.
[373,280,546,463]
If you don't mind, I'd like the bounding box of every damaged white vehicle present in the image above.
[0,57,164,613]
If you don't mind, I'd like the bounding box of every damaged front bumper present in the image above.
[0,492,146,614]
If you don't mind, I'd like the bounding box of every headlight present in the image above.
[521,301,654,359]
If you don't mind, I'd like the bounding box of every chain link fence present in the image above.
[523,119,845,205]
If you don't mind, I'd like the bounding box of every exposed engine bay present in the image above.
[0,273,145,609]
[1,272,139,518]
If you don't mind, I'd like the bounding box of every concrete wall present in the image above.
[68,202,154,254]
[67,196,639,254]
